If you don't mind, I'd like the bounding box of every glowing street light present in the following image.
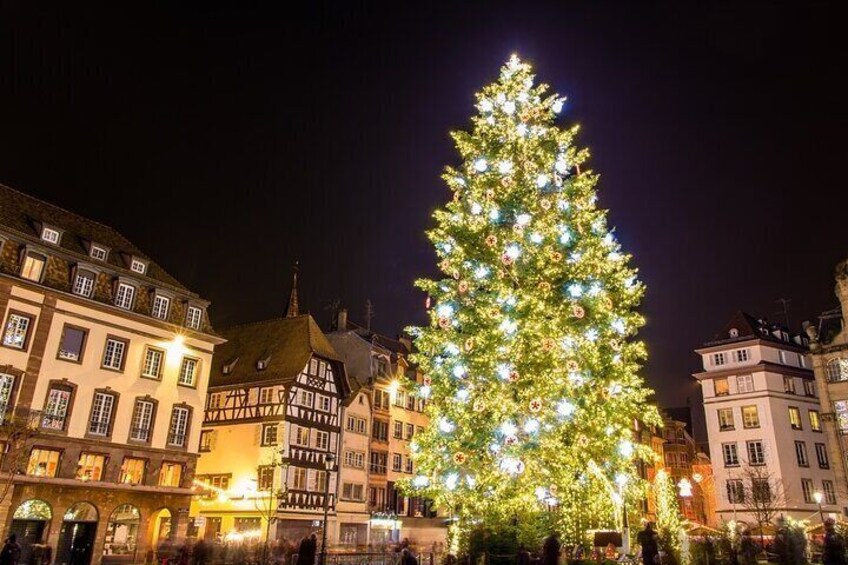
[813,491,825,523]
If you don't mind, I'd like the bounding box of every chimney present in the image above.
[337,308,348,331]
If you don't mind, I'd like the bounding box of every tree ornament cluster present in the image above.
[403,54,661,542]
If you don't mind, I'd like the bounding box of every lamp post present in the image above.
[615,473,630,553]
[321,453,336,565]
[813,491,825,523]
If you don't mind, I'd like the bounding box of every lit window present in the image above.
[20,252,46,282]
[120,457,146,485]
[90,246,108,261]
[826,359,848,382]
[836,401,848,433]
[158,462,182,487]
[57,326,87,362]
[41,386,71,431]
[41,227,60,244]
[178,358,198,387]
[141,348,164,379]
[0,374,16,422]
[72,270,95,298]
[76,453,105,481]
[810,410,822,432]
[88,392,116,436]
[714,378,729,396]
[3,313,32,349]
[789,407,803,430]
[102,338,127,371]
[114,283,135,310]
[186,306,203,330]
[315,430,329,450]
[130,259,147,274]
[167,406,190,447]
[261,424,278,446]
[27,448,61,477]
[741,406,759,428]
[293,467,307,490]
[129,399,155,442]
[151,295,170,320]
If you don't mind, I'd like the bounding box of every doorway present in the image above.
[56,503,99,565]
[9,499,52,565]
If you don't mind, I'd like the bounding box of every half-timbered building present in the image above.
[191,313,351,544]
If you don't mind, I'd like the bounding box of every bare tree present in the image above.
[254,450,289,564]
[731,465,786,546]
[0,408,41,509]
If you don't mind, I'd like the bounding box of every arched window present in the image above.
[729,328,739,338]
[63,502,98,522]
[104,504,140,557]
[0,374,15,421]
[13,499,52,521]
[826,359,848,382]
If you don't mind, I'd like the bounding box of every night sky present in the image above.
[1,2,846,436]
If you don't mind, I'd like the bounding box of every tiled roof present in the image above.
[705,310,808,349]
[0,182,188,292]
[210,315,350,395]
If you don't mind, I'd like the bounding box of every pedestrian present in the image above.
[517,545,531,565]
[0,534,21,565]
[636,523,658,565]
[194,539,209,565]
[823,518,845,565]
[542,532,561,565]
[401,548,419,565]
[297,535,316,565]
[738,530,758,565]
[773,519,790,565]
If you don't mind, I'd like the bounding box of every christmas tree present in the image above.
[405,55,661,546]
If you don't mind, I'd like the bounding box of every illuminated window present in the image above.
[129,400,155,442]
[120,457,146,485]
[41,386,72,431]
[27,448,61,477]
[151,295,170,320]
[167,406,190,447]
[789,407,803,430]
[20,252,46,282]
[186,306,203,330]
[102,338,127,371]
[72,270,95,298]
[114,283,135,310]
[76,453,105,481]
[158,462,182,487]
[261,424,278,446]
[810,410,822,432]
[827,359,848,382]
[714,378,729,396]
[836,401,848,433]
[0,374,16,422]
[3,313,32,350]
[742,406,759,428]
[178,357,199,387]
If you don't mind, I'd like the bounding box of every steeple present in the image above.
[285,262,299,318]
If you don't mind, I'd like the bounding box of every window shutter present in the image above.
[307,469,317,491]
[254,424,262,446]
[210,430,218,450]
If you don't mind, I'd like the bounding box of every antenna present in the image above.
[365,299,375,331]
[775,298,792,328]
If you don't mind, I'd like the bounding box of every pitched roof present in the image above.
[0,182,188,292]
[703,310,808,349]
[210,315,348,393]
[325,331,390,392]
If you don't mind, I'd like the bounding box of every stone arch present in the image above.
[103,503,142,559]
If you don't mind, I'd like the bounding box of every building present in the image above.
[660,416,716,526]
[190,309,352,546]
[0,183,223,565]
[806,258,848,512]
[634,419,665,523]
[328,309,444,548]
[694,311,840,527]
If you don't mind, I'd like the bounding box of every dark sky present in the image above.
[1,2,846,425]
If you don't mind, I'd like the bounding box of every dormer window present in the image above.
[90,245,108,262]
[114,283,136,310]
[130,259,147,275]
[20,251,46,282]
[41,227,61,244]
[729,328,739,338]
[257,355,271,371]
[72,268,96,298]
[186,306,203,330]
[222,357,238,375]
[151,295,170,320]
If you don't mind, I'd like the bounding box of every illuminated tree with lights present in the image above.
[654,469,687,564]
[403,55,662,548]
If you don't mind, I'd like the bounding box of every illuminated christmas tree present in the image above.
[405,55,661,546]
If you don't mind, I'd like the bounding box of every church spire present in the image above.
[285,262,299,318]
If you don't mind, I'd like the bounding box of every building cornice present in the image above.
[693,361,813,381]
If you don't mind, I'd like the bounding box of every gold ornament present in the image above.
[577,435,589,447]
[610,340,622,352]
[529,398,542,412]
[473,399,485,412]
[464,338,474,352]
[571,304,585,319]
[603,296,613,309]
[485,189,496,200]
[423,376,432,386]
[439,260,450,271]
[453,191,461,202]
[566,359,579,372]
[549,484,558,495]
[489,308,500,319]
[501,254,514,266]
[552,251,563,262]
[451,270,460,280]
[485,234,498,247]
[512,224,524,236]
[501,176,513,188]
[438,317,451,329]
[541,338,555,352]
[458,280,469,294]
[453,452,467,465]
[538,281,551,293]
[540,198,551,210]
[509,370,520,382]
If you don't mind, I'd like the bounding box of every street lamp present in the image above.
[615,473,630,553]
[321,453,336,565]
[813,491,825,523]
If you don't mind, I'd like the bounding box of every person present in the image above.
[738,530,758,565]
[396,539,411,553]
[773,519,789,565]
[0,535,21,565]
[823,518,846,565]
[517,545,531,565]
[297,534,316,565]
[636,523,658,565]
[542,532,561,565]
[193,539,209,565]
[401,548,419,565]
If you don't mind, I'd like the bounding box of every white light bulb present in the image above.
[452,365,467,378]
[536,174,549,188]
[570,252,582,263]
[535,487,548,500]
[454,176,466,186]
[516,213,532,226]
[497,363,512,381]
[474,266,490,279]
[608,251,622,261]
[419,385,431,399]
[489,208,500,222]
[612,318,627,334]
[523,419,540,434]
[456,389,470,402]
[518,92,529,103]
[470,202,482,215]
[603,233,615,246]
[486,116,495,125]
[557,400,576,417]
[436,304,454,318]
[489,443,501,453]
[625,276,637,289]
[445,473,459,491]
[445,343,460,356]
[500,318,518,335]
[503,100,516,115]
[555,157,568,174]
[439,418,456,434]
[498,160,513,174]
[557,200,569,211]
[608,383,623,396]
[480,99,494,112]
[559,230,571,245]
[516,124,528,137]
[530,233,543,244]
[523,77,533,90]
[619,440,634,458]
[413,475,430,488]
[466,475,477,488]
[474,158,488,172]
[496,92,506,104]
[500,421,518,436]
[567,283,583,298]
[552,99,564,114]
[505,244,521,259]
[584,329,598,342]
[499,457,524,476]
[588,282,602,297]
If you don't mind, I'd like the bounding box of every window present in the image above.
[88,392,116,436]
[0,374,13,422]
[151,295,170,320]
[395,390,407,408]
[41,386,72,430]
[315,430,329,450]
[836,401,848,433]
[816,443,829,469]
[114,283,136,310]
[404,456,413,474]
[729,328,740,338]
[723,443,739,466]
[799,354,807,368]
[178,357,199,386]
[747,440,765,466]
[394,421,404,439]
[72,270,95,298]
[57,326,87,362]
[293,467,307,490]
[727,479,745,504]
[76,453,105,481]
[784,377,796,394]
[159,462,183,487]
[823,480,837,504]
[298,390,314,407]
[130,259,147,274]
[314,470,327,492]
[717,408,735,431]
[714,377,729,396]
[801,478,815,503]
[261,424,278,446]
[742,406,760,428]
[826,359,848,382]
[342,483,365,501]
[803,380,816,397]
[344,451,365,468]
[293,426,309,446]
[120,458,146,485]
[186,306,203,330]
[752,478,771,502]
[779,350,789,365]
[318,396,331,412]
[27,448,61,477]
[789,407,802,430]
[259,388,274,404]
[810,410,822,432]
[167,406,190,447]
[734,349,750,362]
[407,394,416,411]
[258,466,275,491]
[370,452,387,474]
[208,392,224,409]
[3,313,32,350]
[372,420,388,441]
[346,416,366,434]
[20,252,46,282]
[141,347,164,379]
[392,453,403,472]
[102,338,127,370]
[90,245,108,261]
[795,441,808,467]
[713,353,727,367]
[737,375,754,393]
[406,423,415,439]
[129,399,155,442]
[41,227,60,244]
[199,430,215,452]
[201,474,230,494]
[374,390,390,410]
[234,517,262,533]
